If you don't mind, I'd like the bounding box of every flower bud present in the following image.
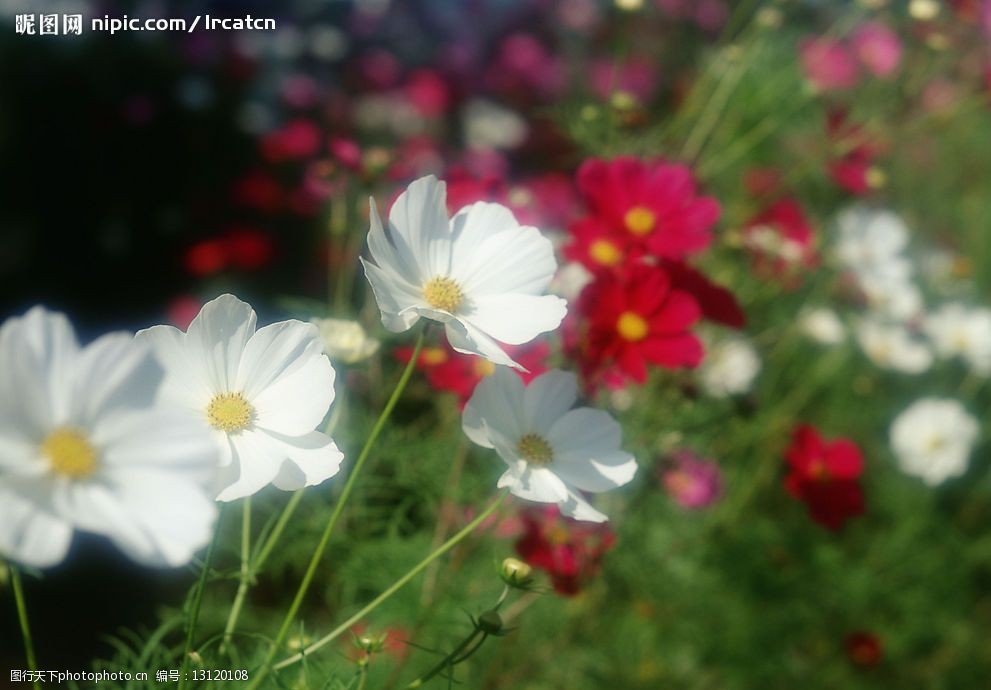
[499,557,533,588]
[477,610,503,635]
[356,631,387,654]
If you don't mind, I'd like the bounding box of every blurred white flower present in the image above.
[799,307,846,344]
[310,318,380,364]
[138,295,343,502]
[859,273,924,322]
[835,206,911,277]
[923,303,991,374]
[0,307,218,568]
[463,99,528,151]
[855,318,932,374]
[462,368,637,522]
[698,337,761,398]
[361,175,567,370]
[890,398,978,485]
[550,261,593,302]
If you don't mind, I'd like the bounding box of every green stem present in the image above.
[406,630,484,689]
[178,506,225,690]
[272,489,510,673]
[10,566,41,690]
[221,497,252,654]
[247,330,426,690]
[253,489,305,574]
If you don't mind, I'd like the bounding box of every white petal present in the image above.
[72,333,163,426]
[252,353,337,437]
[186,294,257,392]
[446,319,522,370]
[449,202,519,273]
[505,466,570,503]
[361,258,423,333]
[215,430,286,501]
[0,486,72,567]
[522,370,577,436]
[387,175,452,277]
[456,225,557,297]
[464,294,567,345]
[462,367,525,448]
[236,318,328,398]
[559,489,609,523]
[135,324,214,410]
[547,408,637,492]
[268,431,344,490]
[367,197,422,287]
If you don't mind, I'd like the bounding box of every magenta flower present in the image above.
[661,449,723,509]
[850,22,903,79]
[799,37,860,91]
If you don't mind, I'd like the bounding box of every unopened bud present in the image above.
[477,610,503,635]
[356,631,387,654]
[499,558,533,588]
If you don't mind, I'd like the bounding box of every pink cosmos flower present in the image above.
[799,38,861,91]
[850,22,903,79]
[661,449,723,509]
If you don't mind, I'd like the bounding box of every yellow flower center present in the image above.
[617,311,649,341]
[420,347,449,366]
[207,392,254,433]
[517,432,554,466]
[624,206,656,236]
[422,276,463,313]
[474,358,497,377]
[42,428,98,479]
[589,239,623,266]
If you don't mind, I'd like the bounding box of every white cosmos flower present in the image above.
[834,206,911,276]
[310,317,380,364]
[462,368,637,522]
[698,336,761,398]
[137,295,343,502]
[360,175,568,370]
[799,307,846,344]
[890,398,979,485]
[923,302,991,374]
[858,273,923,322]
[0,307,218,568]
[855,318,933,374]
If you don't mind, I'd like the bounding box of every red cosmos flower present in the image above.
[827,112,886,195]
[395,340,549,406]
[845,631,884,667]
[568,263,704,390]
[572,157,721,261]
[783,425,865,531]
[742,198,818,282]
[514,506,615,596]
[183,228,275,276]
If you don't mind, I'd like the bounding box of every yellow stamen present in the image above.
[420,347,448,366]
[517,432,554,466]
[474,359,496,377]
[422,276,463,313]
[43,428,98,479]
[624,206,656,236]
[207,392,254,433]
[617,311,649,342]
[589,239,622,266]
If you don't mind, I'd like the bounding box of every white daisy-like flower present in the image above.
[0,307,218,568]
[834,206,911,276]
[550,262,594,302]
[137,295,344,502]
[799,307,846,345]
[310,317,380,364]
[855,318,933,374]
[858,273,924,323]
[360,175,568,370]
[890,398,979,485]
[698,336,761,398]
[462,368,637,522]
[923,302,991,374]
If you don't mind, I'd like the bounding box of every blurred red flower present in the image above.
[742,198,818,282]
[567,263,703,390]
[515,505,615,596]
[572,157,720,261]
[845,631,884,667]
[395,339,549,407]
[783,425,865,531]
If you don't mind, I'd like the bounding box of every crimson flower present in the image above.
[783,425,865,531]
[568,263,703,390]
[571,157,720,261]
[845,631,884,667]
[742,198,818,283]
[514,506,615,596]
